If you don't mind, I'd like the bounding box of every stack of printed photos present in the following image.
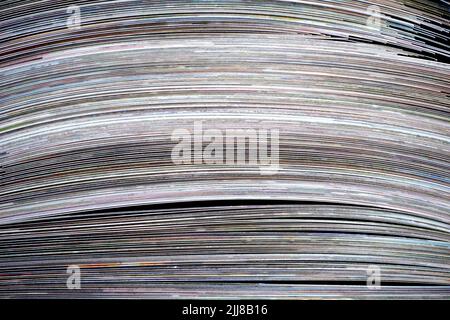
[0,0,449,299]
